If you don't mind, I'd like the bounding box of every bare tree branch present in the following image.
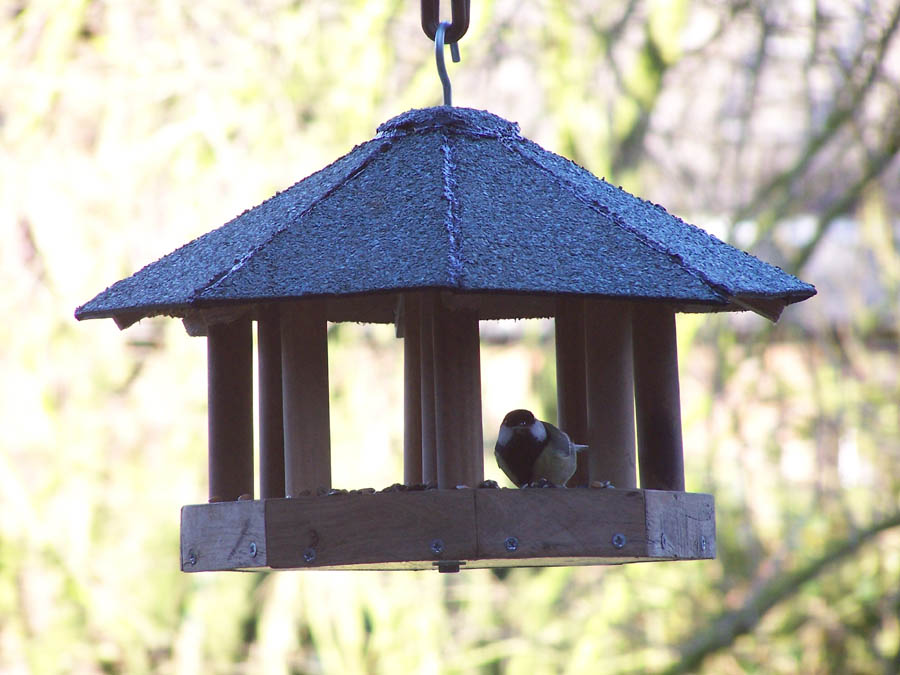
[654,511,900,675]
[735,2,900,236]
[789,111,900,274]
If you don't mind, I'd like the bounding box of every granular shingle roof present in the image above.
[76,106,815,326]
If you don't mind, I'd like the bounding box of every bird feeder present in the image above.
[76,105,815,573]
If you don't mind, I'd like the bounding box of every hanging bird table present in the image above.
[75,3,815,573]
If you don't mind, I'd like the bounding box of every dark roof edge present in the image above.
[732,286,818,322]
[74,286,732,330]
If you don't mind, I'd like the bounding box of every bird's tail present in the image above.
[574,444,589,452]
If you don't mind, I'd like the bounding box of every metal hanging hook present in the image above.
[421,0,470,43]
[435,22,461,106]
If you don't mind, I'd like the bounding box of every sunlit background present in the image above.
[2,1,899,673]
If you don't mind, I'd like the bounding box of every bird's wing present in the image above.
[543,422,579,457]
[533,422,579,486]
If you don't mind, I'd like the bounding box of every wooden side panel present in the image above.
[632,305,685,491]
[181,500,267,572]
[474,489,648,559]
[402,293,424,485]
[420,292,438,484]
[555,297,589,487]
[207,319,254,501]
[432,300,483,489]
[265,491,478,569]
[281,300,331,495]
[257,309,285,499]
[584,299,637,489]
[644,490,716,559]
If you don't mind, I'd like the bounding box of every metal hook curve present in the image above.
[421,0,470,43]
[435,22,461,106]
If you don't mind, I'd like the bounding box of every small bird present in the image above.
[494,409,587,487]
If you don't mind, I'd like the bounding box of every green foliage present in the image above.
[2,0,899,673]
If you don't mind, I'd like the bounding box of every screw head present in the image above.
[249,542,257,558]
[612,533,626,549]
[430,539,445,555]
[504,536,519,552]
[187,551,197,566]
[700,536,708,552]
[303,548,317,563]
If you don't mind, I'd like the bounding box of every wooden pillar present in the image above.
[281,300,331,496]
[402,294,424,485]
[432,296,483,488]
[632,304,685,491]
[207,318,253,501]
[420,292,438,484]
[555,297,589,487]
[584,299,637,488]
[257,308,285,498]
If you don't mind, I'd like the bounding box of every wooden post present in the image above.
[420,292,438,484]
[632,304,685,491]
[207,318,253,501]
[555,297,589,486]
[402,294,424,485]
[257,308,285,499]
[584,299,637,488]
[432,296,483,488]
[281,300,331,496]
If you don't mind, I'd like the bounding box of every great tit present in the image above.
[494,409,587,487]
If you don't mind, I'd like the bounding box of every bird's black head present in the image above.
[502,409,536,428]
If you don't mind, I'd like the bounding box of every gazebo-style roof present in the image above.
[76,106,816,573]
[76,107,814,328]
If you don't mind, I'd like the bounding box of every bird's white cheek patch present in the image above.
[497,425,513,445]
[532,421,547,443]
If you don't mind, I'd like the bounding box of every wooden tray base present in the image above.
[181,488,715,573]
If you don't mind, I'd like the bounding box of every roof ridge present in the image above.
[499,135,731,303]
[194,138,388,302]
[440,130,463,286]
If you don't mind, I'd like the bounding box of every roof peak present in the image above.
[377,107,521,140]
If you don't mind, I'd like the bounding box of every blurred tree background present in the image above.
[1,0,899,672]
